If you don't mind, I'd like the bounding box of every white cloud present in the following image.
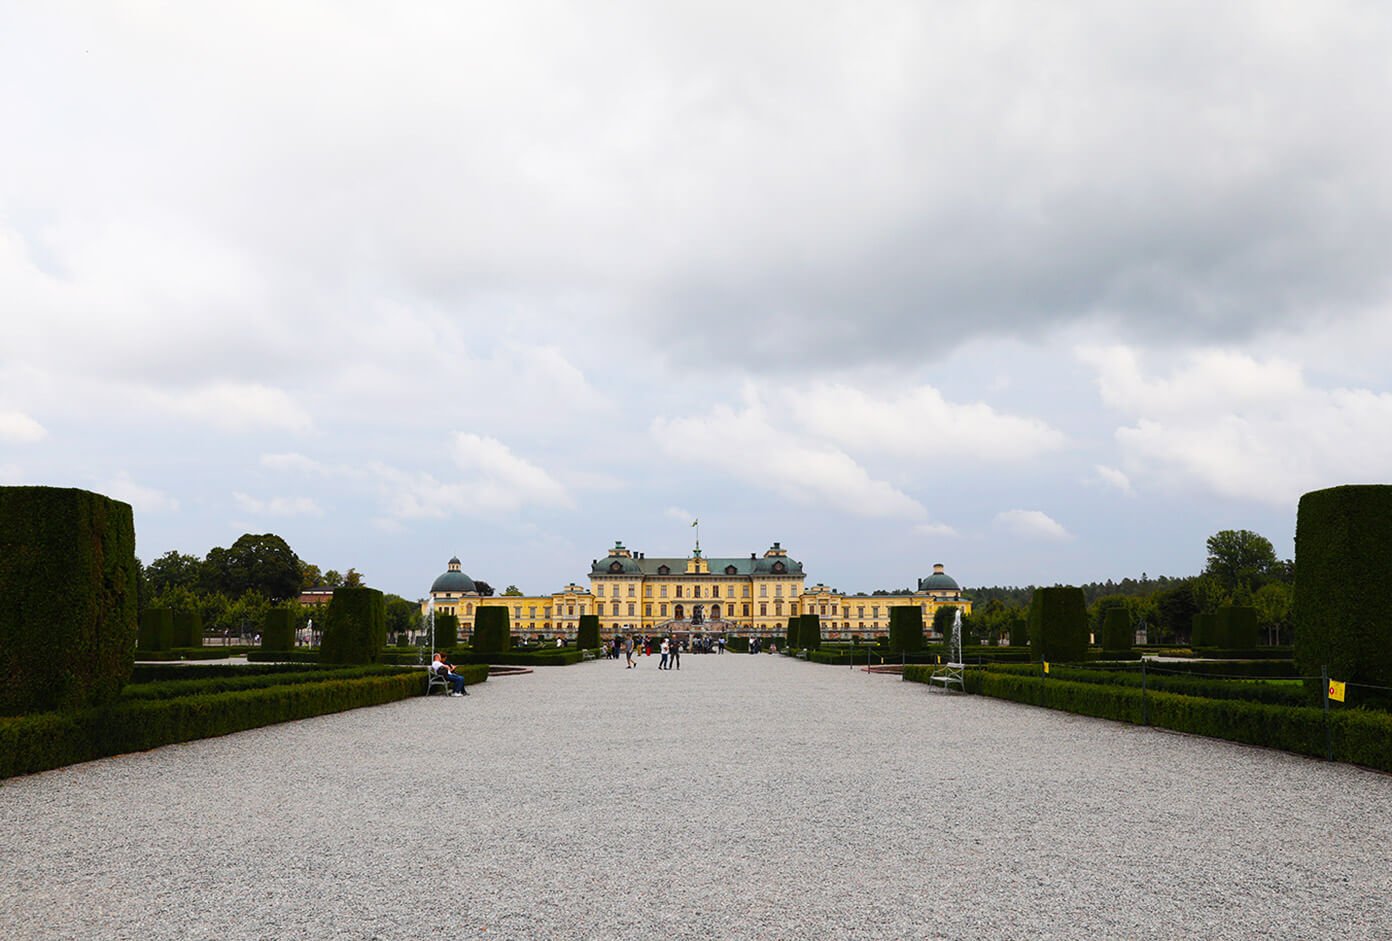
[1081,346,1392,505]
[102,472,179,514]
[994,509,1072,542]
[0,410,46,443]
[453,433,572,510]
[232,491,323,517]
[148,383,311,432]
[792,383,1065,461]
[1094,465,1133,495]
[260,452,328,474]
[652,395,926,520]
[914,521,959,538]
[665,506,695,523]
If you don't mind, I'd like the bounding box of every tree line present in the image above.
[961,529,1293,646]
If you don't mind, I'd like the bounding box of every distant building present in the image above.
[297,588,334,607]
[423,544,969,642]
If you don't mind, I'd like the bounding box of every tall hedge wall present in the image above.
[172,611,203,648]
[261,608,295,651]
[798,614,821,650]
[1191,612,1217,647]
[1214,606,1258,650]
[0,486,139,716]
[320,587,386,664]
[432,612,459,649]
[1028,586,1088,663]
[472,606,511,653]
[786,617,800,649]
[888,606,925,652]
[138,608,174,652]
[1100,607,1131,652]
[577,614,600,649]
[1294,485,1392,698]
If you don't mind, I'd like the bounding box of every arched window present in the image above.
[675,604,684,619]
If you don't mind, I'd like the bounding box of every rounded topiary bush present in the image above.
[1028,587,1087,663]
[261,608,296,651]
[320,587,386,664]
[799,613,821,650]
[0,486,139,715]
[472,606,512,653]
[888,606,925,652]
[1101,607,1131,652]
[432,612,459,649]
[173,610,203,648]
[1295,485,1392,700]
[577,614,600,649]
[138,608,175,652]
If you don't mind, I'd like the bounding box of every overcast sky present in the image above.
[4,2,1392,598]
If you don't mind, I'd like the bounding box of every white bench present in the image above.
[927,662,965,692]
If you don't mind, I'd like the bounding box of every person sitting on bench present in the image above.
[431,652,468,696]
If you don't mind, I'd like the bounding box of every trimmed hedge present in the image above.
[786,617,800,649]
[1101,607,1131,653]
[449,648,586,667]
[1295,485,1392,705]
[904,665,1392,773]
[121,664,439,701]
[246,649,320,664]
[1214,606,1258,650]
[136,647,245,662]
[888,606,925,652]
[261,608,296,651]
[1191,612,1217,647]
[0,486,139,716]
[173,611,203,648]
[1028,587,1087,663]
[799,614,821,650]
[979,662,1312,707]
[0,669,427,779]
[577,614,600,650]
[433,613,459,649]
[472,606,511,653]
[321,588,386,664]
[130,662,324,683]
[137,608,175,652]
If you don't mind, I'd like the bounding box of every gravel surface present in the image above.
[3,653,1390,940]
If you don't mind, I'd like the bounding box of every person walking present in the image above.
[624,635,635,669]
[671,640,681,671]
[659,637,670,670]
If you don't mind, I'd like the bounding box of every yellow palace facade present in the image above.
[424,542,971,642]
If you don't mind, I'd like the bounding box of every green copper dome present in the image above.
[431,556,477,593]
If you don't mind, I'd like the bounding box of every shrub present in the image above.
[472,606,511,653]
[1295,485,1392,705]
[799,614,821,650]
[246,649,319,663]
[888,606,925,652]
[172,611,203,648]
[320,588,386,664]
[0,487,140,715]
[450,648,584,667]
[432,612,459,649]
[786,617,800,649]
[138,608,175,652]
[0,668,428,779]
[1190,612,1217,647]
[1028,587,1087,663]
[1100,607,1131,652]
[1214,606,1258,649]
[261,608,296,651]
[577,614,600,650]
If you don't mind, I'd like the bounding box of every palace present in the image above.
[424,542,971,643]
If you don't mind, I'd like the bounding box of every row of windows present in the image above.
[594,583,770,599]
[594,601,803,619]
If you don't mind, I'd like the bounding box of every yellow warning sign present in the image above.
[1328,679,1346,703]
[1043,661,1051,675]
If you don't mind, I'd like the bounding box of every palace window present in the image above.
[529,606,537,619]
[658,565,670,575]
[743,584,750,597]
[660,603,668,616]
[725,565,737,576]
[628,603,635,616]
[743,603,750,616]
[645,604,652,616]
[676,585,683,598]
[514,606,522,618]
[857,606,865,618]
[759,603,767,616]
[692,585,700,598]
[628,584,635,597]
[611,601,619,616]
[774,601,783,615]
[775,585,783,598]
[645,585,652,597]
[597,585,605,597]
[467,603,474,614]
[660,585,668,598]
[872,606,879,619]
[568,605,575,616]
[760,584,767,597]
[726,585,734,598]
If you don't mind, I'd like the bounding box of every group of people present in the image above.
[611,634,682,670]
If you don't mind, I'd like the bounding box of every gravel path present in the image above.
[3,653,1389,940]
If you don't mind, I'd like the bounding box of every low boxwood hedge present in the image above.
[130,662,324,683]
[246,649,320,664]
[0,669,430,779]
[449,648,588,667]
[121,664,482,701]
[981,662,1312,707]
[902,666,1392,772]
[135,647,247,662]
[1192,647,1294,660]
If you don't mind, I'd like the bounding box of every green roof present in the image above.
[590,555,804,577]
